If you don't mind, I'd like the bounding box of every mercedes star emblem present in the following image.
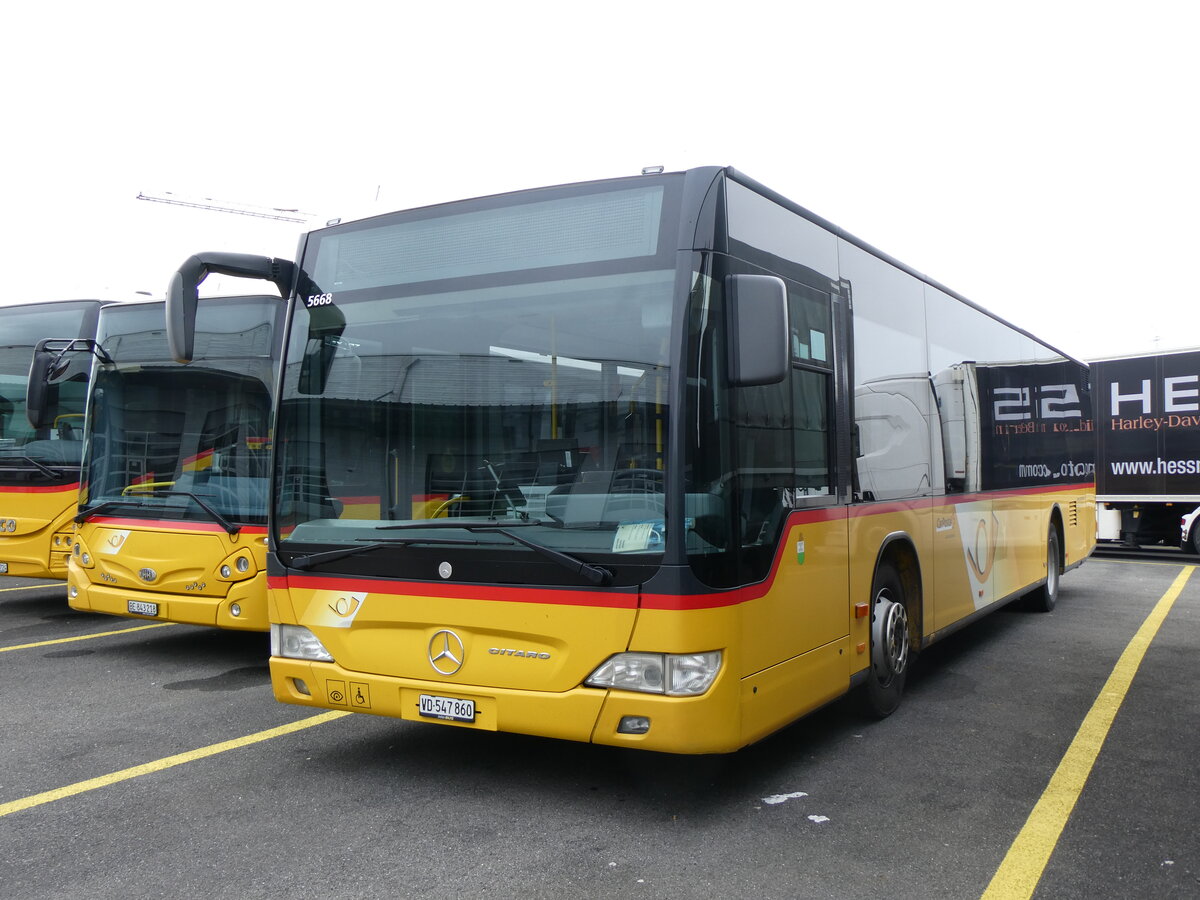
[428,629,465,675]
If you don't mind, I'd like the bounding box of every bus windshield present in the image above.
[274,180,680,574]
[0,300,98,484]
[81,298,279,526]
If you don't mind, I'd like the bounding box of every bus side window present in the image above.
[734,378,792,549]
[793,367,831,497]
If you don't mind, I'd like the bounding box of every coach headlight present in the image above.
[216,550,256,582]
[586,650,722,696]
[270,623,334,662]
[71,538,94,568]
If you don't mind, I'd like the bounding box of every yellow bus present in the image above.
[30,295,286,630]
[0,299,104,580]
[168,167,1095,752]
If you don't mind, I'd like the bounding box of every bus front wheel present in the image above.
[861,562,909,718]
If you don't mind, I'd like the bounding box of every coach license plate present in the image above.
[127,599,159,617]
[0,562,7,574]
[418,693,476,722]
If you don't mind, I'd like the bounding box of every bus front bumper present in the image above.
[269,656,744,754]
[68,573,270,631]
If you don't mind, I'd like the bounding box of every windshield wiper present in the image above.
[375,519,549,531]
[75,498,151,523]
[468,524,612,586]
[288,536,487,571]
[75,491,240,534]
[0,455,68,478]
[144,491,241,535]
[374,519,612,585]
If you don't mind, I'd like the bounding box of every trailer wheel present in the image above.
[1026,526,1061,613]
[860,562,909,718]
[1191,521,1200,556]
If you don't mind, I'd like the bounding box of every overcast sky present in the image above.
[2,1,1195,362]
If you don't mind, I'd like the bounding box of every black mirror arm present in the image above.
[166,253,296,363]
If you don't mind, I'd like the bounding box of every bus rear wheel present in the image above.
[861,562,909,718]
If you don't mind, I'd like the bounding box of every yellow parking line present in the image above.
[0,710,351,818]
[0,583,64,593]
[0,622,177,653]
[981,565,1195,900]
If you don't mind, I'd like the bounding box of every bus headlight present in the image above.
[270,624,334,662]
[586,650,722,696]
[217,551,256,582]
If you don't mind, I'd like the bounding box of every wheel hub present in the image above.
[871,591,909,683]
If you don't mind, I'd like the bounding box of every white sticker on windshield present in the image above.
[612,521,664,553]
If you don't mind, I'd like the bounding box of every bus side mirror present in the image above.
[26,338,109,429]
[167,252,297,363]
[298,337,338,395]
[296,301,349,395]
[166,261,202,365]
[726,274,789,387]
[25,342,62,429]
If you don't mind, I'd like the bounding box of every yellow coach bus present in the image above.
[29,294,286,630]
[168,167,1095,753]
[1,299,104,579]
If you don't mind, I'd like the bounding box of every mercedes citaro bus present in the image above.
[1,299,104,579]
[166,167,1094,753]
[28,295,285,630]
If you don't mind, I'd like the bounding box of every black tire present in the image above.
[1026,526,1061,613]
[1191,521,1200,557]
[860,562,910,718]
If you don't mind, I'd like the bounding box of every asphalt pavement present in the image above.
[1,559,1196,899]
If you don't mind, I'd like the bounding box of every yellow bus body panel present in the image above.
[0,484,79,579]
[269,485,1095,754]
[280,577,639,693]
[67,518,269,631]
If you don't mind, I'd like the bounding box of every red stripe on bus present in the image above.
[273,574,638,609]
[85,516,268,534]
[0,482,81,494]
[272,484,1090,612]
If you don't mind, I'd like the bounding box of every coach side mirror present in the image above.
[167,252,296,363]
[726,274,789,387]
[25,338,96,430]
[25,343,60,429]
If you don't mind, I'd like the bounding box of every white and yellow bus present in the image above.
[0,299,104,579]
[29,295,286,630]
[168,167,1095,753]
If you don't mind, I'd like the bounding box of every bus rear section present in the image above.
[172,167,1091,754]
[64,296,283,629]
[0,300,103,579]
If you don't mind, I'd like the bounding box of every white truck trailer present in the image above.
[1092,348,1200,551]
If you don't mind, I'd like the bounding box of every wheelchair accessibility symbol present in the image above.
[325,679,370,708]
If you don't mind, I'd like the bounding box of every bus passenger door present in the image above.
[738,281,848,675]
